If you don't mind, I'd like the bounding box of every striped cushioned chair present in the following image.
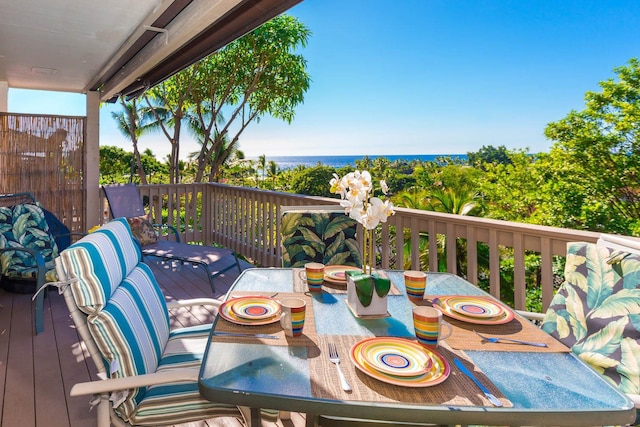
[53,218,247,427]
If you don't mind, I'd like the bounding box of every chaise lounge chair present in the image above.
[102,183,241,294]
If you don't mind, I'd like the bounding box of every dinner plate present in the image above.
[444,296,505,319]
[219,296,282,326]
[434,296,515,325]
[350,338,450,387]
[357,337,433,377]
[324,265,363,285]
[230,296,281,320]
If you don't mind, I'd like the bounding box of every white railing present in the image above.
[100,183,602,312]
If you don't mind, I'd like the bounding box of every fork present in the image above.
[328,342,352,392]
[473,330,548,347]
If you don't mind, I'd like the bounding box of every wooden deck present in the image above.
[0,259,305,427]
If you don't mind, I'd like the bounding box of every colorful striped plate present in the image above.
[220,296,281,326]
[350,337,450,387]
[357,337,433,377]
[230,296,281,320]
[434,296,514,325]
[324,265,363,285]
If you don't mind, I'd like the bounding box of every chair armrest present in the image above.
[0,246,47,282]
[629,393,640,409]
[166,298,221,310]
[70,368,199,396]
[1,246,45,266]
[152,223,181,242]
[516,310,545,321]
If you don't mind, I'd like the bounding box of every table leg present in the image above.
[305,413,320,427]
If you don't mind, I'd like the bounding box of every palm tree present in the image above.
[427,188,484,216]
[267,160,279,188]
[257,155,266,187]
[393,187,486,272]
[110,97,155,184]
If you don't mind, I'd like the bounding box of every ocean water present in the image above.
[253,154,467,170]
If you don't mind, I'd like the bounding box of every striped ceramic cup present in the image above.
[404,270,427,302]
[413,306,452,348]
[304,262,325,291]
[280,298,306,337]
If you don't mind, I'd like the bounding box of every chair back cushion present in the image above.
[281,209,362,268]
[60,218,170,420]
[103,183,146,218]
[61,218,141,314]
[89,262,170,420]
[542,242,640,395]
[0,202,59,279]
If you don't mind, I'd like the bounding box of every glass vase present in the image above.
[363,228,375,275]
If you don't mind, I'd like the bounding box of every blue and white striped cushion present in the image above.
[130,323,241,426]
[87,263,170,420]
[62,218,141,314]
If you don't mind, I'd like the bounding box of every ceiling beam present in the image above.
[86,0,194,93]
[99,0,302,102]
[98,0,243,101]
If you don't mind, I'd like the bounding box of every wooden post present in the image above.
[85,91,100,230]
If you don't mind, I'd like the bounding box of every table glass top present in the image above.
[201,268,634,424]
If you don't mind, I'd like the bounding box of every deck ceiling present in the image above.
[0,0,301,101]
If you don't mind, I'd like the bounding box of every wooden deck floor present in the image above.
[0,259,306,427]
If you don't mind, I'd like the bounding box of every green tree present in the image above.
[99,146,133,184]
[545,58,640,234]
[290,165,336,197]
[467,145,512,168]
[267,160,279,189]
[257,155,267,187]
[187,15,311,182]
[480,149,543,223]
[144,67,195,184]
[139,149,168,183]
[110,97,155,183]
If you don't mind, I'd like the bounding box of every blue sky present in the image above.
[8,0,640,159]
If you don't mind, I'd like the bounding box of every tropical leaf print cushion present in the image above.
[0,202,59,282]
[281,210,362,268]
[542,242,640,395]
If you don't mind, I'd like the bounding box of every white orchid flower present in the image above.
[380,180,389,195]
[330,169,395,230]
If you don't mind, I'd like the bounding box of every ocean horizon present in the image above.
[249,154,467,170]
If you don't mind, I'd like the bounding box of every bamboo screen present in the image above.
[0,113,86,233]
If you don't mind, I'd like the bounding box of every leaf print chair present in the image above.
[539,237,640,419]
[0,193,67,334]
[280,206,363,268]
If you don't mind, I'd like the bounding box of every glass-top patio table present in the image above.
[198,268,636,427]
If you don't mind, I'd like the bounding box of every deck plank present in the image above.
[33,294,71,427]
[3,291,36,427]
[0,292,12,424]
[49,289,95,427]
